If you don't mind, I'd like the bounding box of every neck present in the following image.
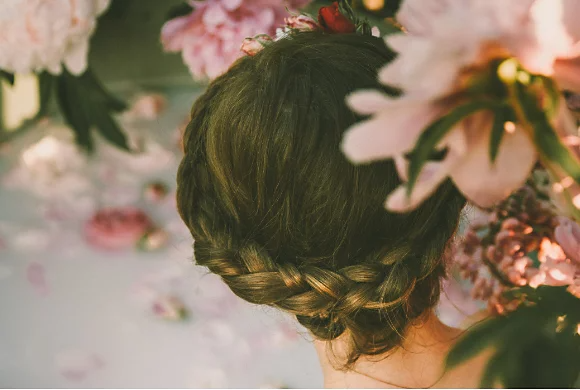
[314,310,462,388]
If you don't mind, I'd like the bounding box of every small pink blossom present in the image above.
[151,295,188,321]
[125,94,166,120]
[55,350,104,382]
[241,34,273,56]
[540,257,576,286]
[26,262,49,296]
[143,182,169,203]
[161,0,310,80]
[554,216,580,264]
[84,207,153,251]
[138,228,170,251]
[284,14,319,31]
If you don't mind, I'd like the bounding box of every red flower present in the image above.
[84,207,153,250]
[318,2,356,34]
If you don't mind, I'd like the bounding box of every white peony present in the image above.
[0,0,110,75]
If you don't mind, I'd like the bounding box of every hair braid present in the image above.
[176,31,467,367]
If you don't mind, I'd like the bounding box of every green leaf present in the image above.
[92,107,130,151]
[56,73,93,152]
[538,75,560,119]
[446,317,508,370]
[480,351,507,388]
[79,69,126,112]
[407,100,497,196]
[446,308,543,370]
[516,84,580,185]
[37,72,55,117]
[489,111,505,163]
[338,0,357,21]
[0,70,14,85]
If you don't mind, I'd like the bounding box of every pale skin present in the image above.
[314,310,496,388]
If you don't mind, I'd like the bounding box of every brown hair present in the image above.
[177,31,466,366]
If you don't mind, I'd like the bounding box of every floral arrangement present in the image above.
[339,0,580,387]
[240,1,379,57]
[161,0,312,81]
[0,0,131,153]
[0,0,315,153]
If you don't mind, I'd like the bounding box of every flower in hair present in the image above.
[162,0,311,80]
[318,1,356,34]
[241,34,274,57]
[285,14,320,31]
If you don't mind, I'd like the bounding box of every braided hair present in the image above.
[177,31,466,366]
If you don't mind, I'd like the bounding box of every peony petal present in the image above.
[449,114,537,208]
[63,40,90,75]
[385,158,454,212]
[395,0,448,36]
[346,90,394,115]
[554,53,580,92]
[341,102,440,163]
[203,4,229,26]
[221,0,243,11]
[554,217,580,264]
[562,0,580,42]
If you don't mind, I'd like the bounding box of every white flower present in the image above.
[3,133,92,199]
[0,0,110,75]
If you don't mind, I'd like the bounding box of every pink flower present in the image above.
[55,350,104,382]
[0,0,110,75]
[138,228,170,251]
[26,262,49,296]
[284,14,319,31]
[241,34,273,56]
[342,0,580,212]
[539,257,576,286]
[84,207,153,250]
[125,94,166,120]
[554,216,580,264]
[143,181,169,202]
[151,295,188,321]
[161,0,310,80]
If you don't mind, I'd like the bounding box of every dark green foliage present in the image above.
[0,70,14,85]
[447,286,580,388]
[55,68,129,153]
[406,100,499,196]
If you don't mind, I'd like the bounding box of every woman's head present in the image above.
[177,31,466,365]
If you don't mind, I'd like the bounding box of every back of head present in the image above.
[177,31,466,366]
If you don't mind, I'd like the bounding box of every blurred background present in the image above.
[0,0,477,387]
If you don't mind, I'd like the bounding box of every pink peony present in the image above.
[161,0,310,81]
[84,207,153,250]
[0,0,110,75]
[554,216,580,264]
[342,0,580,212]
